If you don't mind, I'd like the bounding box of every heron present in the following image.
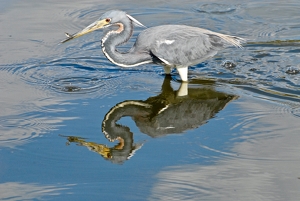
[62,10,245,82]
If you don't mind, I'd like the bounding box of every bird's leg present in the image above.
[176,66,188,82]
[163,66,172,75]
[176,82,188,96]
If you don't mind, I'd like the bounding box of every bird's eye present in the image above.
[105,18,111,23]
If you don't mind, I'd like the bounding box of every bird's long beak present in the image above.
[61,19,109,43]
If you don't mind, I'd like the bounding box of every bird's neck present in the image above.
[101,22,152,67]
[102,100,151,141]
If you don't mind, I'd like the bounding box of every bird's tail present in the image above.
[216,33,247,48]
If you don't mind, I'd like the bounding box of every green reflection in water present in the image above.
[62,76,237,164]
[247,39,300,46]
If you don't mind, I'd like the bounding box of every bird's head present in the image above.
[61,10,146,43]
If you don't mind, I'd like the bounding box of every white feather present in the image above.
[126,14,147,28]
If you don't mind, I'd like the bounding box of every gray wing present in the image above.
[135,25,241,66]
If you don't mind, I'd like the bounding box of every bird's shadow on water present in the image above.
[61,76,238,164]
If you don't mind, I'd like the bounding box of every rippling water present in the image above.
[0,0,300,200]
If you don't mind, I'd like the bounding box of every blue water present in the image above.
[0,0,300,200]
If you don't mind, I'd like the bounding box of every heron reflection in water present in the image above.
[62,10,245,82]
[63,77,238,164]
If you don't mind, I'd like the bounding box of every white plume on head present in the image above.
[126,14,147,28]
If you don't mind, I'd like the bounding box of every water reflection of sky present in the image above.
[0,182,71,200]
[0,0,300,200]
[151,98,300,200]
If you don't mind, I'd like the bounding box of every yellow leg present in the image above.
[177,82,188,96]
[177,66,188,82]
[163,66,172,74]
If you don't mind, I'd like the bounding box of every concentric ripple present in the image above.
[292,107,300,118]
[51,76,104,93]
[8,57,124,95]
[196,3,238,14]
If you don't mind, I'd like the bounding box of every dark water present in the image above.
[1,0,300,200]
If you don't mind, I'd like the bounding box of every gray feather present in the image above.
[133,25,244,66]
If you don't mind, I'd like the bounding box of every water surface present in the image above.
[0,0,300,200]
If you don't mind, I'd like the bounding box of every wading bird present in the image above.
[62,10,245,82]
